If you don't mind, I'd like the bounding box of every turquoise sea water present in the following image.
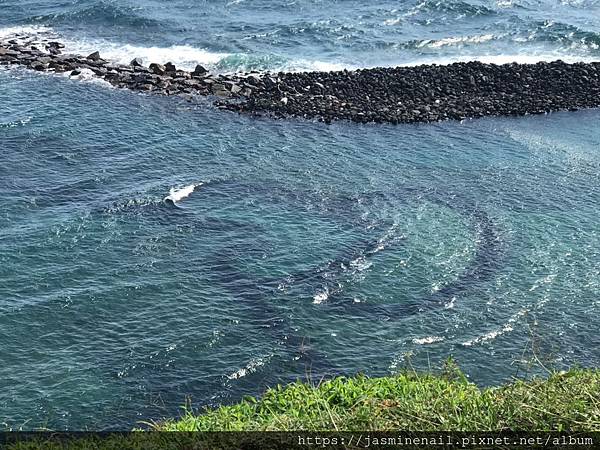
[1,0,600,430]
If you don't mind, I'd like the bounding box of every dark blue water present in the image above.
[1,0,600,430]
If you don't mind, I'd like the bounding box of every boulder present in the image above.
[164,62,176,73]
[92,67,107,76]
[48,60,66,71]
[192,64,208,77]
[104,71,120,80]
[211,83,230,97]
[87,51,101,61]
[130,58,143,67]
[133,65,151,73]
[149,63,165,75]
[31,61,47,71]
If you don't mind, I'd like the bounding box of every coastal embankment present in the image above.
[2,35,600,125]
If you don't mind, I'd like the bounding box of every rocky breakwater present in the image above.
[2,37,600,125]
[0,38,251,101]
[229,61,600,124]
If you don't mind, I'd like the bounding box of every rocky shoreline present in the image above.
[2,35,600,125]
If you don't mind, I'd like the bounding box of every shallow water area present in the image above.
[1,0,600,430]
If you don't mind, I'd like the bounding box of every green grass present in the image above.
[158,364,600,431]
[7,365,600,449]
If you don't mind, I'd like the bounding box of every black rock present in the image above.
[87,51,101,61]
[31,61,47,71]
[130,58,143,67]
[149,63,165,75]
[192,64,208,77]
[5,38,600,126]
[164,62,176,73]
[48,60,65,71]
[92,67,107,76]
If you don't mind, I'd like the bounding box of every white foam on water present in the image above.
[63,40,229,71]
[227,356,268,380]
[496,0,516,8]
[412,336,444,345]
[419,34,495,49]
[398,52,598,67]
[164,183,199,204]
[2,25,597,76]
[0,116,32,129]
[462,309,528,347]
[0,25,231,70]
[349,256,373,272]
[313,288,329,304]
[444,296,457,309]
[383,17,402,26]
[62,67,113,88]
[0,25,54,40]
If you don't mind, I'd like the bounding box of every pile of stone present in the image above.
[0,39,251,100]
[2,36,600,125]
[226,60,600,124]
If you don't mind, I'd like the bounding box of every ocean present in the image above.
[1,0,599,430]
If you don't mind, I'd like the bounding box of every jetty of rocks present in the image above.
[2,36,600,125]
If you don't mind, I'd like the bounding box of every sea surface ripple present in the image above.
[1,0,600,430]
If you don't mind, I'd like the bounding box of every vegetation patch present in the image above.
[159,365,600,431]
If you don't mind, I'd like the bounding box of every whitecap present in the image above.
[227,356,267,380]
[421,34,496,49]
[61,41,229,71]
[313,288,329,304]
[444,296,457,309]
[0,117,32,129]
[64,67,113,87]
[462,309,527,346]
[164,184,199,204]
[412,336,444,345]
[0,25,54,40]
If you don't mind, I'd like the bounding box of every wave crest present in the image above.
[29,1,159,28]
